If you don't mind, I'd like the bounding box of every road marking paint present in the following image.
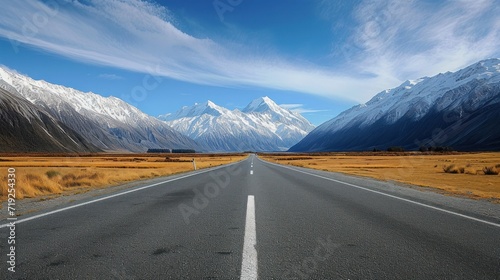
[241,195,258,280]
[262,159,500,229]
[250,170,254,175]
[0,161,243,229]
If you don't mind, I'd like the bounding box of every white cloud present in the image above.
[98,73,123,80]
[341,0,500,91]
[280,103,327,114]
[0,0,498,104]
[0,0,393,103]
[280,104,303,109]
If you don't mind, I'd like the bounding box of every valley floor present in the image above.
[260,152,500,202]
[0,153,247,205]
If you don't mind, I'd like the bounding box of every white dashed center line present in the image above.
[241,195,258,280]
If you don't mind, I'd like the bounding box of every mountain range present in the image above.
[0,67,201,153]
[1,58,498,153]
[290,58,500,152]
[159,97,315,152]
[0,67,314,153]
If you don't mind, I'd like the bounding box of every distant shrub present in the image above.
[277,157,313,161]
[164,157,192,162]
[387,146,405,152]
[420,146,454,152]
[429,146,454,152]
[62,174,77,181]
[88,173,101,180]
[465,170,478,175]
[25,174,42,181]
[147,149,172,153]
[443,164,456,173]
[443,164,464,174]
[372,148,382,152]
[172,149,196,154]
[483,166,499,175]
[45,170,60,179]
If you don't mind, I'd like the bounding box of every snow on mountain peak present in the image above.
[476,58,500,68]
[291,58,500,152]
[0,66,153,124]
[0,67,13,85]
[0,65,202,152]
[316,58,500,135]
[160,96,315,151]
[163,100,228,120]
[455,58,500,82]
[242,96,281,113]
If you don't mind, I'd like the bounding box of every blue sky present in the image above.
[0,0,499,125]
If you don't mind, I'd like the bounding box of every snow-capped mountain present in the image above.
[290,58,500,151]
[0,86,99,152]
[0,67,202,152]
[159,97,315,151]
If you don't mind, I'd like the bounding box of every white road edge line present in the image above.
[0,161,243,229]
[262,159,500,229]
[241,195,258,280]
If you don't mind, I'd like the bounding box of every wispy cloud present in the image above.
[0,0,498,104]
[98,73,123,80]
[338,0,500,87]
[280,103,327,114]
[0,0,391,103]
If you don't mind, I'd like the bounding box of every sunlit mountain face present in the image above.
[160,97,315,152]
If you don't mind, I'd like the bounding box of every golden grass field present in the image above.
[261,152,500,202]
[0,153,247,202]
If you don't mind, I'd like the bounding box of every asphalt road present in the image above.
[1,154,499,279]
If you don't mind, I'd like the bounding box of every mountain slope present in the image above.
[290,58,500,152]
[160,97,315,152]
[0,86,100,153]
[0,67,202,152]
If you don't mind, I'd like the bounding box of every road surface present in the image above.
[1,155,499,279]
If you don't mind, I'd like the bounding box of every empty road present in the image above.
[1,155,499,279]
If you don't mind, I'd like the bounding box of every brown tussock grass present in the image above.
[0,154,247,202]
[261,152,500,202]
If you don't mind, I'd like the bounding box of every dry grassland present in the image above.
[261,152,500,201]
[0,153,246,202]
